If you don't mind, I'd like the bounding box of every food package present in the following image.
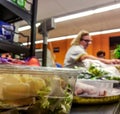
[0,64,79,114]
[73,79,120,105]
[77,79,118,96]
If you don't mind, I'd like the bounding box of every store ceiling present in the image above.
[19,0,120,42]
[37,0,119,20]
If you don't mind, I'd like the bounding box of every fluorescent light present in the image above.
[93,3,120,14]
[22,35,76,45]
[48,35,76,42]
[36,23,41,27]
[90,28,120,35]
[55,10,93,23]
[55,3,120,23]
[18,3,120,31]
[18,25,31,32]
[47,28,120,41]
[22,28,120,46]
[18,23,41,32]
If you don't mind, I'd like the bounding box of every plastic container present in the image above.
[0,65,79,114]
[78,79,118,96]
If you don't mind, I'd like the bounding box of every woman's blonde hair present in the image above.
[71,30,89,46]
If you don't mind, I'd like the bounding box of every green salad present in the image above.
[36,84,73,114]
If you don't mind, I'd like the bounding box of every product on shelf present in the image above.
[0,21,15,42]
[11,0,26,8]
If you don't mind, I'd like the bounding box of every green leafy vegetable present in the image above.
[114,44,120,59]
[36,84,73,114]
[88,64,108,77]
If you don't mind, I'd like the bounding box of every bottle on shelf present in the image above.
[11,0,17,3]
[11,0,26,8]
[17,0,26,8]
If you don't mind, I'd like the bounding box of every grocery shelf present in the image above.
[0,0,31,24]
[0,0,38,57]
[0,39,29,56]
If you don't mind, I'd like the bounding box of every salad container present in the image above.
[0,64,79,114]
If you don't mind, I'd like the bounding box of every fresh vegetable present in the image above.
[88,64,108,77]
[36,84,73,114]
[76,64,120,81]
[114,44,120,59]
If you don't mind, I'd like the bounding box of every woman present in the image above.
[64,30,120,68]
[64,30,120,96]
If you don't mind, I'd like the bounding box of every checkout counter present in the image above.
[70,102,120,114]
[70,85,120,114]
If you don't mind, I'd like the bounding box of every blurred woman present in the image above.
[64,30,120,68]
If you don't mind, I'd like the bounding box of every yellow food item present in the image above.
[0,74,21,83]
[0,73,46,100]
[27,77,46,95]
[21,75,46,95]
[3,83,30,100]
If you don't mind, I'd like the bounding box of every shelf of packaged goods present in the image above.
[0,39,29,56]
[0,0,31,24]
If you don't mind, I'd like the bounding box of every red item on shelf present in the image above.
[26,57,40,66]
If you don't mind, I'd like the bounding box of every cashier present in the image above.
[64,30,120,68]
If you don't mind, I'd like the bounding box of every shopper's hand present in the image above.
[111,59,120,64]
[102,59,113,64]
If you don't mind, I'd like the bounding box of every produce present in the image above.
[76,62,120,81]
[0,74,46,100]
[0,65,78,114]
[88,64,108,77]
[114,44,120,59]
[0,73,74,114]
[37,83,73,114]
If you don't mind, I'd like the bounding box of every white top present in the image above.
[64,45,87,68]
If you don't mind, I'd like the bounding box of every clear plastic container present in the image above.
[0,64,79,114]
[78,79,118,96]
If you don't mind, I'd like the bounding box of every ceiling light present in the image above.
[55,3,120,23]
[22,35,76,45]
[55,10,93,23]
[36,23,41,27]
[18,25,31,32]
[22,28,120,46]
[18,23,41,32]
[18,3,120,32]
[93,3,120,14]
[90,28,120,35]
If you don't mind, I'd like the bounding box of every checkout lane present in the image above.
[70,85,120,114]
[70,101,120,114]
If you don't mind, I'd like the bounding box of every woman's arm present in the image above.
[80,54,120,64]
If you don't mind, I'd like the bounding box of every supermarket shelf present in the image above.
[0,0,31,24]
[0,39,29,56]
[0,0,38,57]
